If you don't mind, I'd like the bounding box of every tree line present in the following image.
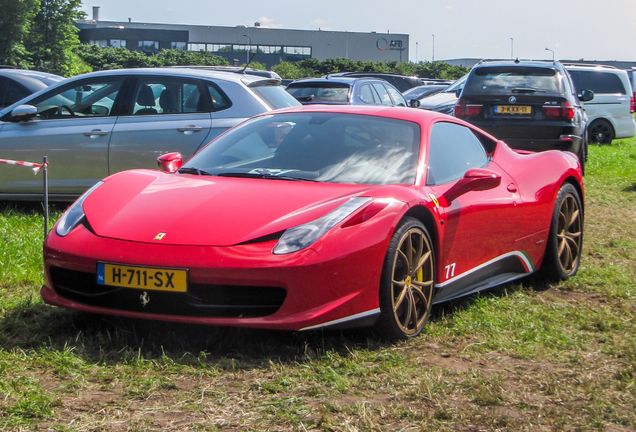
[73,45,468,80]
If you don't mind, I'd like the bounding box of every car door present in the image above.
[0,76,126,196]
[425,121,525,302]
[108,76,213,173]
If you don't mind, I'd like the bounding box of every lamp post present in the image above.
[243,34,251,65]
[431,34,435,63]
[416,41,418,63]
[510,38,513,59]
[545,47,554,62]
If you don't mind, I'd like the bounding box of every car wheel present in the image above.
[588,119,615,145]
[375,217,435,340]
[539,183,583,281]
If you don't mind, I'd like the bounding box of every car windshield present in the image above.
[183,112,421,185]
[443,75,467,93]
[466,67,561,95]
[286,84,350,103]
[249,85,300,109]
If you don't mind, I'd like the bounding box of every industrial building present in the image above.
[76,7,409,69]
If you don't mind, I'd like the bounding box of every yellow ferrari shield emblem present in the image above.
[154,233,166,241]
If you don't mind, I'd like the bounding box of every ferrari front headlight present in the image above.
[55,181,103,237]
[273,197,371,255]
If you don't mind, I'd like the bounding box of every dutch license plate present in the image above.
[97,263,187,292]
[495,105,531,114]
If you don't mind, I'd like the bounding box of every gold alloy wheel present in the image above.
[391,227,435,336]
[557,193,582,274]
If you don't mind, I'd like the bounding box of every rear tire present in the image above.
[588,119,614,145]
[539,183,583,281]
[375,217,435,340]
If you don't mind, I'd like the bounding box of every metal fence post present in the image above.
[43,156,49,238]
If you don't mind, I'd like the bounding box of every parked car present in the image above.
[322,72,423,93]
[565,64,635,144]
[42,105,584,340]
[402,84,447,104]
[0,68,299,201]
[454,60,593,172]
[0,68,63,108]
[418,75,468,115]
[286,77,409,106]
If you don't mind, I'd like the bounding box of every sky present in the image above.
[80,0,636,63]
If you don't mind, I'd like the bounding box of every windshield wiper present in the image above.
[177,167,213,176]
[511,87,546,93]
[216,172,319,182]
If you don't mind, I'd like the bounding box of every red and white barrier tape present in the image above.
[0,158,48,175]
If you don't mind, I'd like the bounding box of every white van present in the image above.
[565,64,635,144]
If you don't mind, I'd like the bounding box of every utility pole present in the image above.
[431,34,435,63]
[510,38,513,59]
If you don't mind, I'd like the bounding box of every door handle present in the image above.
[507,183,518,193]
[177,126,203,133]
[83,129,109,137]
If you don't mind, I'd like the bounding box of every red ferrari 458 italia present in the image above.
[42,105,583,339]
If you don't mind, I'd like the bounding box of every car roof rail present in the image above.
[562,63,618,69]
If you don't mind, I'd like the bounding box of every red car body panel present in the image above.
[41,105,583,330]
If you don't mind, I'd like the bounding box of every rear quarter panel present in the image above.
[492,142,583,268]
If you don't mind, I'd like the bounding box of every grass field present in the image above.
[1,135,635,431]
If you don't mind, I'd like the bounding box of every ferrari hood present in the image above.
[82,170,377,246]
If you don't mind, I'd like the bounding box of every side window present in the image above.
[358,84,376,104]
[426,122,489,186]
[4,82,30,108]
[371,83,392,106]
[568,70,582,94]
[132,78,208,115]
[385,85,407,107]
[206,84,231,111]
[579,71,626,95]
[0,78,8,107]
[30,78,124,120]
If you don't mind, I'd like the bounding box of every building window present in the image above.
[187,43,206,51]
[206,44,232,53]
[138,40,159,50]
[283,46,311,56]
[89,39,108,48]
[171,42,186,50]
[109,39,126,49]
[260,45,282,55]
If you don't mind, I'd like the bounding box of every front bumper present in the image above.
[42,214,396,331]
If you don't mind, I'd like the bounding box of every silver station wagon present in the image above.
[0,68,299,201]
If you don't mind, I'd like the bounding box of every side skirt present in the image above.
[300,308,381,331]
[433,251,534,304]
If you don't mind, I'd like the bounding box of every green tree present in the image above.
[0,0,39,68]
[26,0,85,76]
[153,49,228,67]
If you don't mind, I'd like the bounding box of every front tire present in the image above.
[375,217,435,340]
[539,183,583,281]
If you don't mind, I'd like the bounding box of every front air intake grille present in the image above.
[49,267,286,318]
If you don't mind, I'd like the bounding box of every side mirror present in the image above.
[442,168,501,204]
[157,152,183,173]
[10,104,37,121]
[579,89,594,102]
[409,99,421,108]
[455,89,462,98]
